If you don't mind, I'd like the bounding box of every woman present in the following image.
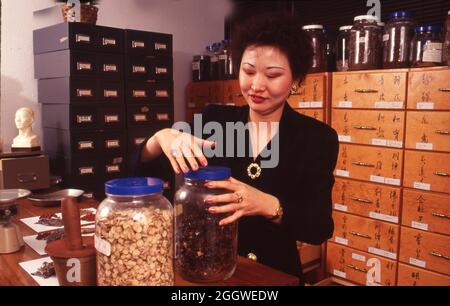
[137,13,339,284]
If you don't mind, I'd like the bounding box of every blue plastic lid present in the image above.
[415,25,442,33]
[389,11,413,19]
[184,166,231,181]
[105,177,164,196]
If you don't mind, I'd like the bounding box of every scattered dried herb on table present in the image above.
[36,214,63,227]
[31,262,55,279]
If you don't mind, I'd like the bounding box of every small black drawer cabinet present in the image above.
[34,22,174,199]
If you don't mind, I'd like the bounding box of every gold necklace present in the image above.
[247,162,262,180]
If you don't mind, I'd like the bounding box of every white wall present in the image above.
[0,0,232,148]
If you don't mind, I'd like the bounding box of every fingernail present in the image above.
[193,165,198,170]
[219,220,224,226]
[204,182,212,187]
[183,167,189,173]
[204,198,213,203]
[208,207,217,212]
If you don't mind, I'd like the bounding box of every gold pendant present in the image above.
[247,163,262,180]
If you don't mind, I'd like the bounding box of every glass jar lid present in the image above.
[184,166,231,181]
[105,177,164,196]
[339,25,353,31]
[354,15,379,22]
[302,24,324,30]
[389,11,413,19]
[415,25,442,33]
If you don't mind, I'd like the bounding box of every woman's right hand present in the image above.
[152,128,215,174]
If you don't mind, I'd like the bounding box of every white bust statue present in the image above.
[11,107,39,149]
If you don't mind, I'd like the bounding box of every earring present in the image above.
[290,83,299,96]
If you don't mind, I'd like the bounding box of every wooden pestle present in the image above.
[61,197,83,251]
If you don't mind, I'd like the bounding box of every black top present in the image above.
[134,102,339,283]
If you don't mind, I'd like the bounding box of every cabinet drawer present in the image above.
[98,79,124,104]
[102,155,127,180]
[126,81,173,104]
[223,80,246,106]
[95,25,124,54]
[332,178,400,223]
[287,73,327,109]
[97,53,124,79]
[294,109,324,122]
[405,111,450,152]
[335,144,403,186]
[332,70,407,109]
[397,263,450,286]
[126,104,173,127]
[125,30,172,56]
[332,109,404,148]
[407,68,450,110]
[404,150,450,194]
[402,189,450,236]
[187,81,224,108]
[327,242,397,286]
[331,211,399,260]
[399,227,450,276]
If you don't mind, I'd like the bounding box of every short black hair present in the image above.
[231,12,312,84]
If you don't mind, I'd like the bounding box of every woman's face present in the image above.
[239,45,293,115]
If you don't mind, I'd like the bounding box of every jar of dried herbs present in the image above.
[349,15,382,71]
[174,166,237,282]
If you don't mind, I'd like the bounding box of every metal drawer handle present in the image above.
[429,251,450,261]
[353,125,377,131]
[350,196,373,204]
[347,264,367,273]
[438,88,450,92]
[431,212,450,220]
[352,162,375,167]
[434,172,450,177]
[354,89,379,93]
[435,130,450,135]
[350,231,371,239]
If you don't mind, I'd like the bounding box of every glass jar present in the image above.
[302,24,327,73]
[192,55,210,82]
[95,177,174,286]
[219,40,235,80]
[349,15,382,71]
[382,11,415,69]
[443,11,450,66]
[206,44,219,80]
[174,166,237,282]
[410,25,444,68]
[336,25,352,71]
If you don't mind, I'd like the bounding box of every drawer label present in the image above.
[157,113,169,120]
[385,178,400,186]
[132,40,145,48]
[134,137,146,145]
[374,101,404,109]
[134,114,148,122]
[79,167,94,175]
[298,102,310,108]
[102,37,117,46]
[333,270,347,279]
[77,115,93,123]
[132,65,146,73]
[370,175,385,184]
[103,64,118,72]
[352,253,366,262]
[77,89,93,97]
[409,257,426,268]
[133,90,147,98]
[75,34,91,43]
[105,115,119,123]
[77,62,92,71]
[335,237,348,245]
[78,141,94,150]
[368,247,397,260]
[113,157,123,164]
[106,165,120,173]
[155,42,168,50]
[416,142,433,150]
[155,90,169,98]
[336,170,350,177]
[372,138,387,146]
[334,203,348,212]
[104,90,118,98]
[338,101,353,108]
[156,67,168,74]
[413,182,431,191]
[310,101,323,108]
[417,102,434,110]
[411,221,429,231]
[338,135,352,143]
[369,212,399,223]
[95,235,111,257]
[386,140,403,148]
[106,140,120,148]
[366,281,382,286]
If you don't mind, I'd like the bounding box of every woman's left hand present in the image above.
[204,177,280,226]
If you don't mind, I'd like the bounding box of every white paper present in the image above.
[335,237,348,245]
[409,258,426,268]
[369,212,399,224]
[411,221,429,231]
[385,178,401,186]
[413,182,431,191]
[416,102,434,110]
[386,140,403,148]
[310,101,323,108]
[298,102,311,108]
[416,143,433,150]
[338,135,352,143]
[20,208,96,233]
[333,269,347,279]
[19,257,59,286]
[339,101,353,108]
[370,175,385,184]
[336,170,350,177]
[334,204,348,212]
[372,139,387,146]
[352,253,366,262]
[374,101,404,109]
[368,247,397,260]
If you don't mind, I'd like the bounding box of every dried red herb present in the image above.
[31,261,55,279]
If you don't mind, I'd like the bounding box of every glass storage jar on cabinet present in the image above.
[302,24,327,73]
[175,166,237,282]
[382,11,415,69]
[336,25,353,71]
[95,177,174,286]
[410,25,444,68]
[349,15,382,71]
